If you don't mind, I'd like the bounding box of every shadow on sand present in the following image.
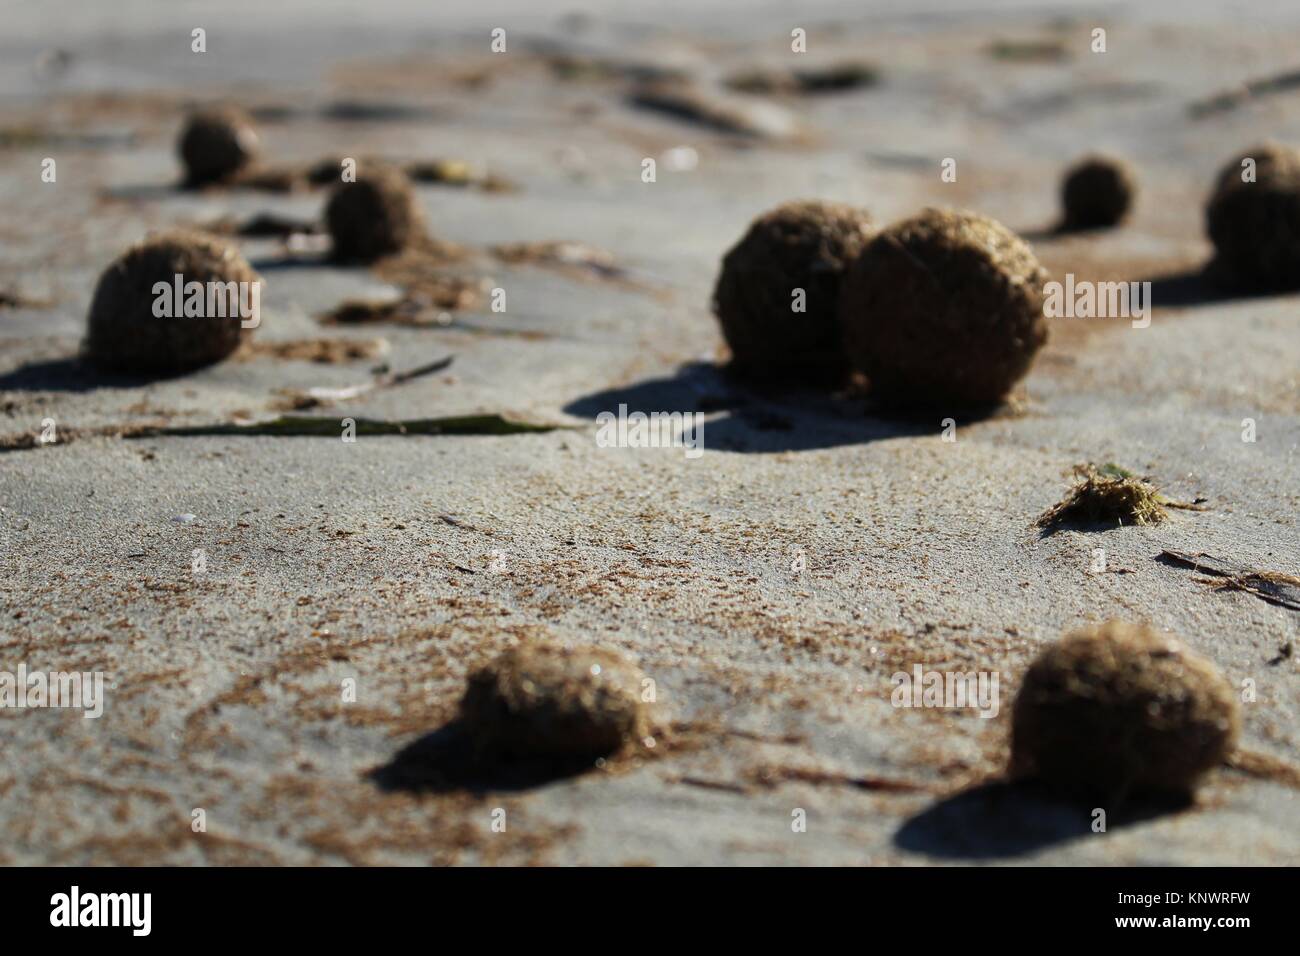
[0,356,186,392]
[369,722,599,795]
[563,361,1007,454]
[893,779,1192,860]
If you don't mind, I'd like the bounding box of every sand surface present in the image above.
[0,0,1297,864]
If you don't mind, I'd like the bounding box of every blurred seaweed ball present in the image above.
[1011,621,1240,799]
[838,208,1049,409]
[84,230,261,374]
[177,107,260,186]
[325,165,425,263]
[1206,142,1300,289]
[712,200,873,385]
[1060,154,1136,230]
[460,643,648,760]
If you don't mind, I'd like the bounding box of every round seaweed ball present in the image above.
[84,230,261,374]
[1011,621,1240,799]
[712,200,873,385]
[460,643,648,760]
[325,166,425,263]
[838,208,1049,409]
[1206,142,1300,290]
[177,107,260,186]
[1061,155,1136,230]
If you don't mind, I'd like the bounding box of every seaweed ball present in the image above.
[1060,154,1136,230]
[838,208,1049,409]
[460,643,648,760]
[712,200,874,385]
[325,166,425,263]
[1206,142,1300,290]
[84,230,261,374]
[1011,621,1239,799]
[177,107,260,186]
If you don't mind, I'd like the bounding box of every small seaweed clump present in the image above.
[1037,464,1168,530]
[1061,155,1136,231]
[712,200,873,385]
[838,208,1049,409]
[325,166,425,263]
[84,230,261,374]
[177,107,260,186]
[1206,142,1300,290]
[460,643,648,760]
[1011,621,1240,799]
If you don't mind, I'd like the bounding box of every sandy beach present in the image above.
[0,0,1297,865]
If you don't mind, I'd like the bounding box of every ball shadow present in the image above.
[893,779,1192,860]
[0,356,190,392]
[564,361,969,453]
[368,721,600,795]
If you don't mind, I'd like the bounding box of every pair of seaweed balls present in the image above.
[712,201,1050,409]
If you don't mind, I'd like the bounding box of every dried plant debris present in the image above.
[84,230,261,374]
[205,213,322,238]
[1206,142,1300,290]
[1159,549,1300,612]
[131,413,561,439]
[1190,68,1300,117]
[1225,749,1300,790]
[1011,621,1240,800]
[299,156,514,193]
[4,412,559,453]
[0,124,136,149]
[0,286,51,309]
[986,39,1070,62]
[1060,154,1137,231]
[177,106,260,186]
[713,200,873,386]
[321,99,435,122]
[271,355,453,409]
[235,338,389,364]
[546,52,689,85]
[1037,464,1205,530]
[404,160,516,193]
[839,208,1049,409]
[628,81,797,139]
[489,240,657,291]
[460,643,650,760]
[724,62,878,95]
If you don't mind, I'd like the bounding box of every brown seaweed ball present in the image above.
[838,208,1049,409]
[460,643,648,760]
[1011,621,1239,799]
[1206,142,1300,289]
[325,166,425,263]
[712,200,873,385]
[1061,154,1136,230]
[84,230,261,374]
[177,107,259,186]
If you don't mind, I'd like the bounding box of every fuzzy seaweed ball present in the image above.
[1206,142,1300,290]
[1011,621,1239,800]
[325,166,425,263]
[1061,155,1136,230]
[712,200,874,385]
[177,107,260,186]
[84,230,261,374]
[460,643,648,760]
[838,208,1049,409]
